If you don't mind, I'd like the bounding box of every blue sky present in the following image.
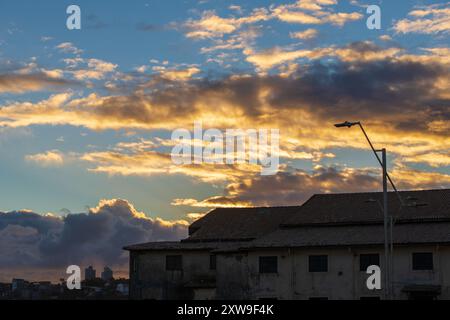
[0,0,449,221]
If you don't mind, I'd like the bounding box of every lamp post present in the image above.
[365,198,395,299]
[334,121,402,300]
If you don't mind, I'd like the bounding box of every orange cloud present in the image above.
[290,28,319,39]
[394,4,450,34]
[0,74,73,94]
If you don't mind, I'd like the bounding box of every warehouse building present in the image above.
[125,189,450,300]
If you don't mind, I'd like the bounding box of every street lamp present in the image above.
[334,121,403,205]
[365,198,395,297]
[335,121,403,300]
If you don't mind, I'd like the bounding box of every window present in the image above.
[259,256,278,273]
[210,254,216,270]
[166,255,182,271]
[309,255,328,272]
[360,254,380,271]
[412,252,433,270]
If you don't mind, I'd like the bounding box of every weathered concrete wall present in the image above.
[391,245,447,299]
[216,253,250,300]
[130,244,450,300]
[216,245,450,300]
[129,250,215,300]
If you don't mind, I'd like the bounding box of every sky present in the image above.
[0,0,449,281]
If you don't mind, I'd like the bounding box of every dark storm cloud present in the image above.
[142,54,449,128]
[266,59,448,122]
[221,166,381,206]
[2,43,448,135]
[91,57,442,126]
[188,163,450,209]
[0,199,187,269]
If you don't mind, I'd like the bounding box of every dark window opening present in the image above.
[210,254,216,270]
[309,255,328,272]
[412,252,433,270]
[360,253,380,271]
[166,255,182,271]
[259,256,278,273]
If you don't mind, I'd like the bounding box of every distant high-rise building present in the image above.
[101,266,113,281]
[11,279,26,291]
[84,266,96,280]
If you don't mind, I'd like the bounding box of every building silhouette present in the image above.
[125,189,450,300]
[84,266,96,281]
[101,266,113,281]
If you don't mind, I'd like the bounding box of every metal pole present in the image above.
[358,123,404,206]
[382,148,390,299]
[390,215,394,298]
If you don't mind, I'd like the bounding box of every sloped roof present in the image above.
[124,241,221,251]
[245,221,450,249]
[283,189,450,227]
[187,206,299,241]
[123,240,249,251]
[124,189,450,251]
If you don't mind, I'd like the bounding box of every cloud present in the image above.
[200,27,261,54]
[158,67,201,81]
[0,199,188,277]
[243,41,404,70]
[333,41,402,62]
[173,164,450,208]
[290,28,319,39]
[184,0,361,40]
[243,46,330,70]
[171,196,252,208]
[272,1,362,26]
[186,212,207,221]
[80,148,262,183]
[55,42,83,55]
[172,166,379,207]
[0,43,449,169]
[0,73,73,94]
[185,8,270,39]
[72,58,118,80]
[272,7,322,24]
[25,150,64,167]
[394,4,450,34]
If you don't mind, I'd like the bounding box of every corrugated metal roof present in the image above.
[124,189,450,251]
[246,222,450,248]
[283,189,450,226]
[187,206,299,241]
[123,241,249,251]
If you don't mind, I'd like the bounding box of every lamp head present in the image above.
[334,121,360,128]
